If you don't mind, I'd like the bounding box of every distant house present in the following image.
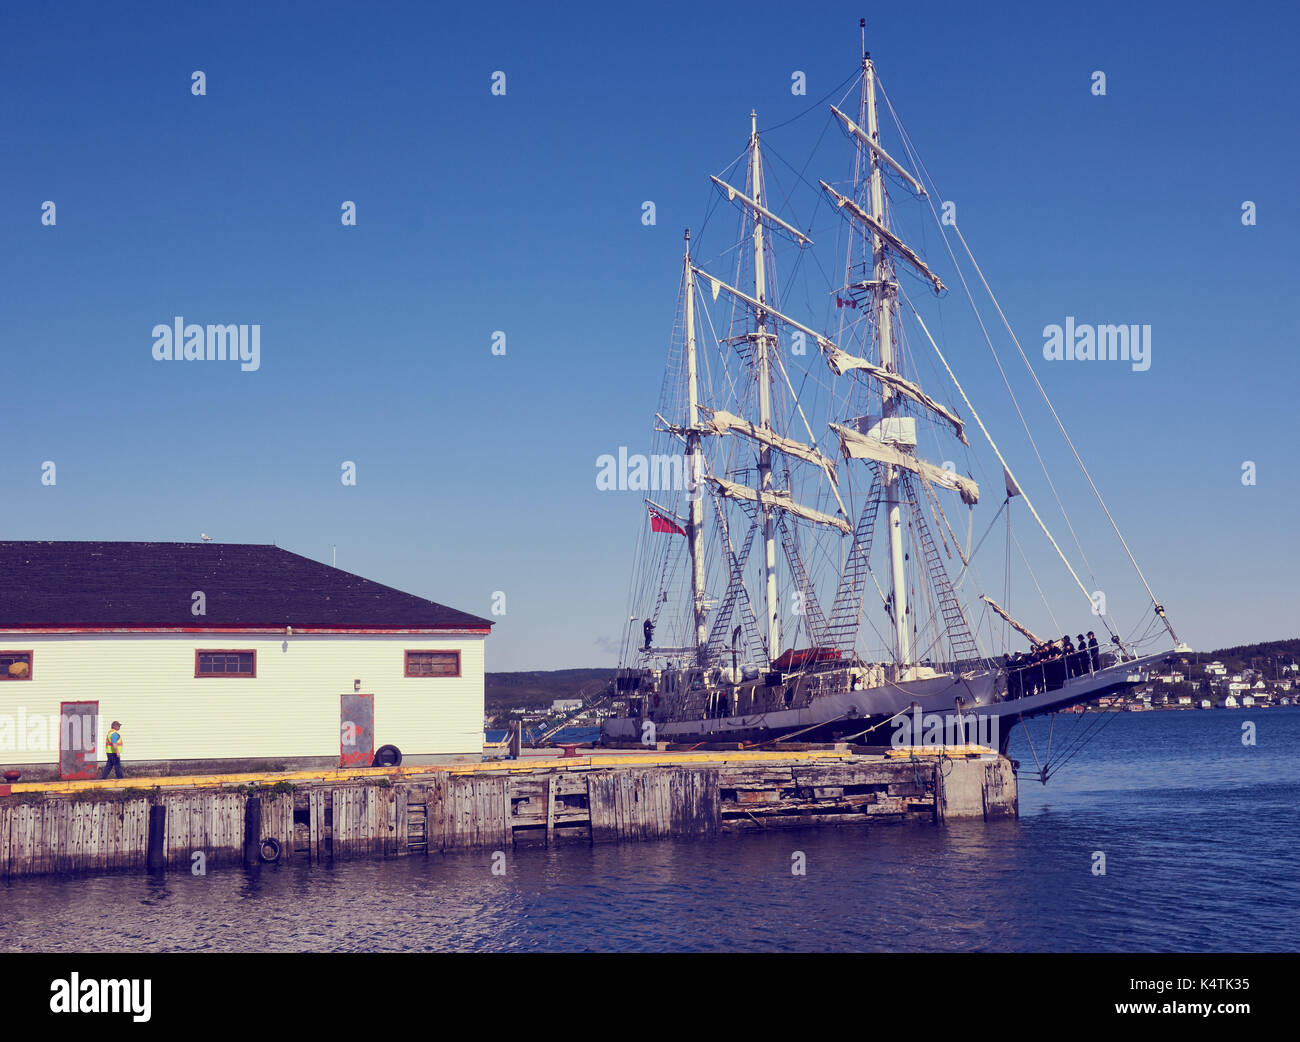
[1228,681,1251,695]
[1206,661,1227,677]
[550,698,584,713]
[0,541,492,779]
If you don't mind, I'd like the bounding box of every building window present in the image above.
[195,650,256,677]
[0,650,33,681]
[405,650,461,678]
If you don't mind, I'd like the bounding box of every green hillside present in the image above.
[485,667,613,713]
[1199,637,1300,674]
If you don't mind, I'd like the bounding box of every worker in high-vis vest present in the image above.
[101,720,124,779]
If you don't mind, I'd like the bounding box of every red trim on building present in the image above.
[0,627,491,635]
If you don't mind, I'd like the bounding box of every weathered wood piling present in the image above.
[0,751,1016,878]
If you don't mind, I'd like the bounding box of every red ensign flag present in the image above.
[649,508,686,536]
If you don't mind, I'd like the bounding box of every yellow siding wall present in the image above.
[0,633,486,764]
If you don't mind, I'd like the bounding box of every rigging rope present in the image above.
[900,290,1109,637]
[881,80,1171,648]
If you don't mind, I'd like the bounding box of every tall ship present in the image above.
[604,24,1189,754]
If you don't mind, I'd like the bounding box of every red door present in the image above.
[340,693,374,767]
[60,701,99,780]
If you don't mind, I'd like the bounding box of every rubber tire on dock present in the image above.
[259,837,281,863]
[372,745,402,768]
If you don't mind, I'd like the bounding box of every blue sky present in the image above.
[1,0,1296,670]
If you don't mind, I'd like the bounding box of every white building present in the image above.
[0,541,492,780]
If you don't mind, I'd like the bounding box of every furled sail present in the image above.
[708,476,852,534]
[709,176,812,247]
[825,350,967,445]
[829,106,927,197]
[693,266,967,444]
[980,595,1044,647]
[829,422,979,505]
[819,180,946,295]
[700,407,839,485]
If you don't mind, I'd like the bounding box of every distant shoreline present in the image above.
[486,637,1300,716]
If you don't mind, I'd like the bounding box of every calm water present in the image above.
[3,708,1296,952]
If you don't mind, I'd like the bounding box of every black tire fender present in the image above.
[259,837,282,863]
[372,744,402,768]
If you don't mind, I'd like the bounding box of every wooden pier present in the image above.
[0,749,1016,878]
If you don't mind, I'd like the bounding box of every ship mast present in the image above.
[683,231,709,663]
[749,111,780,662]
[862,37,911,671]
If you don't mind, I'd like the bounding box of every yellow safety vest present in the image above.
[105,730,122,755]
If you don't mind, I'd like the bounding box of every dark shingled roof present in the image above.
[0,542,493,630]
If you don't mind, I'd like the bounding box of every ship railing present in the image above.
[1003,650,1102,701]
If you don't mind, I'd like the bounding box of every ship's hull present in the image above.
[602,650,1171,753]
